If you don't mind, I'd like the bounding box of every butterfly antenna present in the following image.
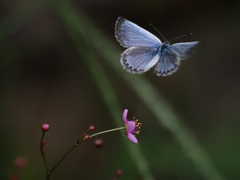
[150,23,166,42]
[169,33,192,42]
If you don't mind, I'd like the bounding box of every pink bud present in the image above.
[94,138,103,148]
[84,135,89,140]
[89,125,95,131]
[116,169,122,176]
[14,156,27,169]
[41,124,50,132]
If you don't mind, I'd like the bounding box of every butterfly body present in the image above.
[115,17,199,76]
[160,42,169,54]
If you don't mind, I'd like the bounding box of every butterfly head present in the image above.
[160,41,170,53]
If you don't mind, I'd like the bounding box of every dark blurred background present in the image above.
[1,0,240,179]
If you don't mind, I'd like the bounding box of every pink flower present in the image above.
[123,109,142,143]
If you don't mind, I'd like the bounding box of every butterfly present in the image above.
[115,17,199,76]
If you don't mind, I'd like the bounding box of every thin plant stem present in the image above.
[47,127,126,179]
[49,144,76,174]
[89,127,125,138]
[40,132,49,173]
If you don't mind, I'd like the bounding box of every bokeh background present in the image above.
[1,0,240,179]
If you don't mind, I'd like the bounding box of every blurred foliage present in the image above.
[1,0,240,180]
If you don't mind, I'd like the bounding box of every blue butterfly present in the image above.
[115,17,199,76]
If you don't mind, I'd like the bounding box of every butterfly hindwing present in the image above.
[155,41,199,76]
[115,17,161,48]
[155,48,180,76]
[121,47,160,74]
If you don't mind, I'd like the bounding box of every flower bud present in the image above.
[116,169,122,176]
[84,135,89,140]
[89,125,95,131]
[15,156,27,169]
[41,124,50,132]
[94,138,103,148]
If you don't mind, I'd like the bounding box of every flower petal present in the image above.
[126,121,135,133]
[127,133,138,143]
[123,109,129,123]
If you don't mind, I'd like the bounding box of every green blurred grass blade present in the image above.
[51,2,155,179]
[49,1,226,179]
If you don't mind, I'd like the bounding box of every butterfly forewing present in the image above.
[121,47,160,74]
[115,17,161,48]
[170,42,199,60]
